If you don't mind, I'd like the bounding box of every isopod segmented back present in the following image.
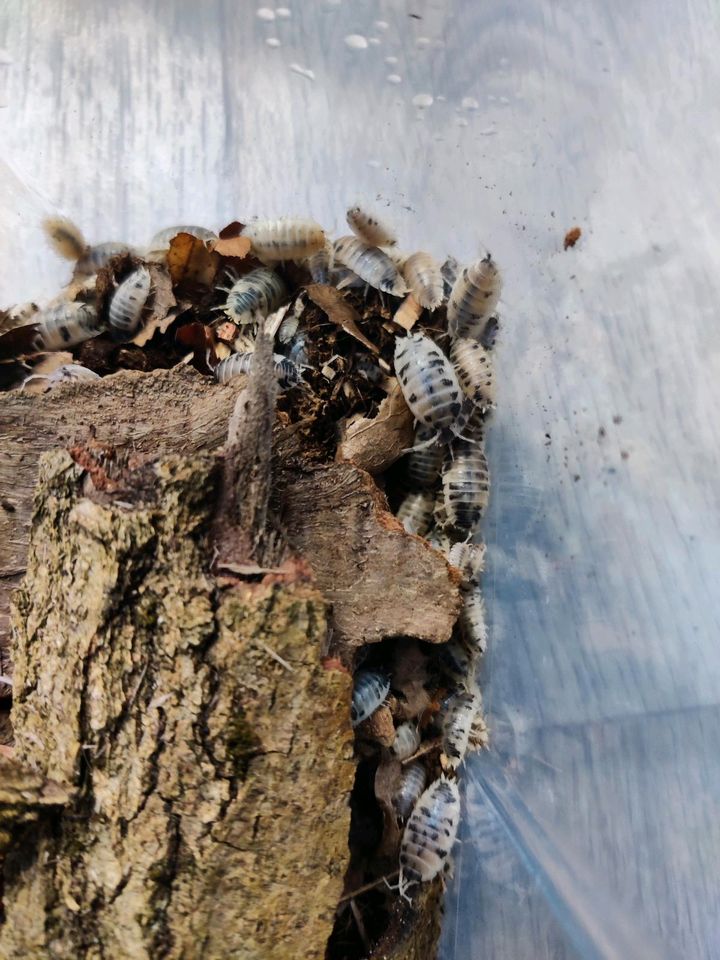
[447,254,502,339]
[346,205,397,247]
[442,441,490,531]
[399,775,461,898]
[447,541,486,585]
[214,351,301,390]
[219,267,287,326]
[406,425,445,489]
[109,266,152,336]
[394,332,465,440]
[32,301,103,352]
[305,239,334,283]
[243,218,325,261]
[23,363,100,391]
[393,761,427,819]
[392,722,422,761]
[450,338,495,411]
[458,586,488,653]
[441,687,481,768]
[396,490,435,537]
[334,236,408,297]
[351,670,390,727]
[402,252,444,310]
[441,255,459,301]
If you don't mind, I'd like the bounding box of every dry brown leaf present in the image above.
[392,294,423,331]
[306,283,380,355]
[167,232,220,292]
[212,235,252,259]
[336,380,413,475]
[131,264,177,347]
[218,221,246,240]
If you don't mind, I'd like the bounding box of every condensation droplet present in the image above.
[275,6,291,16]
[368,37,381,45]
[266,37,281,47]
[480,126,497,136]
[374,19,389,30]
[344,34,369,50]
[256,7,275,20]
[436,95,446,102]
[411,93,434,108]
[415,37,431,47]
[456,116,469,127]
[499,56,510,66]
[499,96,510,104]
[387,74,402,84]
[289,62,315,80]
[367,159,381,168]
[487,94,497,101]
[384,55,399,65]
[461,96,480,110]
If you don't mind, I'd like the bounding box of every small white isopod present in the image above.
[396,489,435,536]
[243,218,325,261]
[447,254,502,339]
[406,425,445,489]
[351,670,390,727]
[398,775,461,900]
[401,252,444,310]
[214,351,301,390]
[346,205,397,247]
[334,236,408,297]
[441,686,482,769]
[392,722,422,760]
[394,332,466,443]
[393,761,427,819]
[32,302,103,351]
[216,267,287,326]
[109,266,152,337]
[450,338,495,412]
[441,255,459,301]
[458,586,488,653]
[22,363,100,391]
[441,441,490,531]
[447,541,486,586]
[304,239,334,283]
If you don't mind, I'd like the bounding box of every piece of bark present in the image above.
[357,705,395,747]
[1,450,354,960]
[337,380,414,475]
[0,757,71,855]
[276,460,462,647]
[392,294,423,332]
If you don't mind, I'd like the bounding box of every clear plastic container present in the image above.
[2,1,718,956]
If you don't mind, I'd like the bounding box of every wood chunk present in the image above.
[392,294,423,331]
[337,380,414,475]
[276,460,461,647]
[357,704,395,747]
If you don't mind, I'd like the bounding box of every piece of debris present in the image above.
[563,226,582,249]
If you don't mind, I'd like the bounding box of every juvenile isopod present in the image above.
[217,267,287,326]
[441,255,459,301]
[304,239,333,283]
[441,441,490,531]
[406,426,444,489]
[447,254,502,339]
[450,338,495,411]
[401,252,443,310]
[346,205,397,247]
[23,363,100,391]
[243,218,325,261]
[147,224,217,254]
[214,351,301,390]
[109,266,152,337]
[334,236,408,297]
[458,586,488,653]
[441,686,482,769]
[393,761,427,819]
[394,332,466,442]
[351,670,390,727]
[447,541,486,586]
[396,490,435,536]
[392,722,421,760]
[32,302,103,351]
[286,334,310,368]
[398,775,461,899]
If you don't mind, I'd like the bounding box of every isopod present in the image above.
[351,670,390,727]
[147,224,217,253]
[441,441,490,531]
[439,635,478,684]
[398,775,461,899]
[305,239,333,283]
[425,525,452,553]
[334,236,408,296]
[243,218,325,261]
[217,267,287,326]
[396,490,435,536]
[401,252,443,310]
[458,586,488,653]
[393,761,427,819]
[109,266,152,337]
[479,315,499,351]
[392,722,421,760]
[32,302,103,351]
[441,255,459,301]
[286,334,310,368]
[214,351,301,390]
[23,363,100,391]
[450,338,495,411]
[331,265,365,290]
[406,425,444,489]
[394,332,465,442]
[447,541,486,586]
[346,205,397,247]
[441,686,481,769]
[447,254,502,339]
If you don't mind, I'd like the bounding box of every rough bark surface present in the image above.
[1,451,355,960]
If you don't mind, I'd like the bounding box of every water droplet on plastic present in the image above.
[387,74,402,84]
[367,159,381,169]
[384,55,399,65]
[436,95,446,102]
[499,56,510,66]
[415,37,431,47]
[487,94,497,101]
[289,62,315,80]
[256,7,275,20]
[374,19,389,31]
[479,126,497,136]
[266,37,281,47]
[499,96,510,104]
[344,34,368,50]
[275,6,291,16]
[368,37,381,46]
[461,96,479,110]
[411,93,433,108]
[456,116,469,127]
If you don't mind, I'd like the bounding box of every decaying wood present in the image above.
[336,380,414,475]
[1,450,354,960]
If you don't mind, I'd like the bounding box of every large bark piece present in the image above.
[1,451,354,960]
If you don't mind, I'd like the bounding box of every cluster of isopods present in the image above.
[3,206,500,935]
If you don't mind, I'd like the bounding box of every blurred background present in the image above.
[2,1,720,956]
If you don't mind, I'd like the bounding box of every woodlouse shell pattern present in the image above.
[399,776,461,899]
[450,338,495,411]
[393,761,428,819]
[394,332,464,438]
[109,266,152,337]
[214,351,300,390]
[351,671,390,727]
[32,302,102,351]
[243,218,326,261]
[220,267,287,326]
[396,490,435,537]
[392,723,422,761]
[447,254,502,339]
[441,442,490,532]
[401,252,444,310]
[334,236,408,296]
[346,205,397,248]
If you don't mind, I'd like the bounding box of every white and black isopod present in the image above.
[214,351,301,390]
[447,254,502,339]
[442,442,490,531]
[406,426,445,489]
[392,722,422,760]
[458,586,488,653]
[243,218,325,261]
[109,266,152,337]
[394,332,466,443]
[447,541,486,586]
[398,775,461,899]
[441,255,459,301]
[441,687,481,769]
[346,205,397,247]
[393,761,427,819]
[334,236,408,297]
[351,670,390,727]
[396,490,435,537]
[217,267,287,326]
[304,239,333,283]
[23,363,100,391]
[32,302,103,351]
[401,252,444,310]
[450,338,495,411]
